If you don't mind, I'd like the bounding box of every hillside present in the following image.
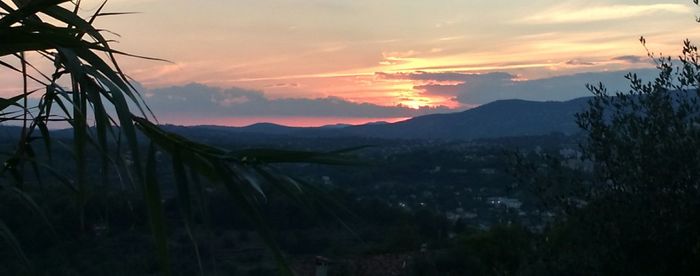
[340,97,589,140]
[176,97,591,141]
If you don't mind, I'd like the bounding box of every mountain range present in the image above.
[165,97,590,141]
[0,97,591,142]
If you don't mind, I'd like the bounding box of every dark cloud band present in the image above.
[145,83,452,118]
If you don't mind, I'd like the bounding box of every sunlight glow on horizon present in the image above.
[2,0,698,125]
[168,116,411,128]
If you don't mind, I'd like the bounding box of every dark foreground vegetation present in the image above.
[3,1,700,275]
[3,47,700,274]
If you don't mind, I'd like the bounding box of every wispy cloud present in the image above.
[564,59,596,66]
[387,69,660,106]
[611,55,647,64]
[521,3,690,24]
[264,83,300,88]
[145,83,452,119]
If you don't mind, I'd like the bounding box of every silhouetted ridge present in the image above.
[339,97,590,140]
[0,97,592,141]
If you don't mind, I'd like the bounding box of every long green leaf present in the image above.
[171,152,204,276]
[0,0,68,27]
[0,220,30,271]
[145,143,171,276]
[2,186,55,235]
[217,164,293,276]
[0,91,34,112]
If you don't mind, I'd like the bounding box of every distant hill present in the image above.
[339,97,590,140]
[166,97,590,141]
[0,97,591,142]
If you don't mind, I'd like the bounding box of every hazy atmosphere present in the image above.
[3,1,700,275]
[4,0,697,125]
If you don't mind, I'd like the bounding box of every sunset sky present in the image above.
[5,0,700,126]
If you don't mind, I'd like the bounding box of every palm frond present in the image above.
[0,1,359,274]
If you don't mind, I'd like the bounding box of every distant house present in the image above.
[480,168,497,175]
[315,256,331,276]
[487,196,522,209]
[321,176,333,185]
[559,148,580,158]
[294,253,413,276]
[446,209,478,221]
[449,168,469,174]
